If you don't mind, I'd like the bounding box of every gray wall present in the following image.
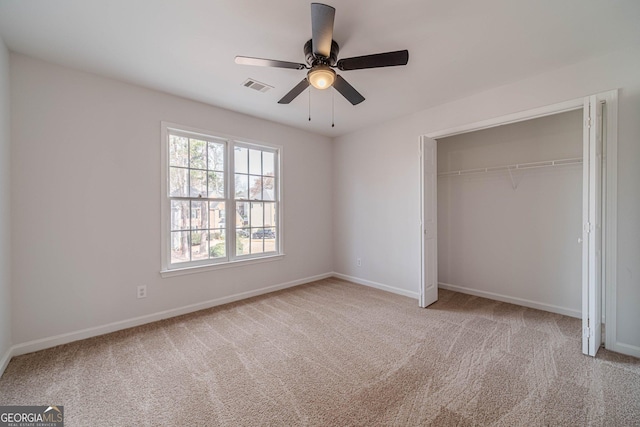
[3,44,639,363]
[0,35,11,367]
[437,110,583,316]
[9,53,334,345]
[334,46,640,356]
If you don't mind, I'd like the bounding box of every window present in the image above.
[161,123,281,273]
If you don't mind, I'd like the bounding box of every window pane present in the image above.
[208,171,225,199]
[235,147,248,174]
[251,229,265,254]
[249,149,262,175]
[171,231,190,263]
[264,227,277,252]
[191,230,209,261]
[251,202,264,227]
[236,230,250,255]
[236,202,249,228]
[169,135,188,167]
[263,176,275,201]
[191,200,208,230]
[209,202,225,229]
[264,202,276,227]
[190,170,207,197]
[190,139,207,170]
[263,151,275,176]
[209,230,226,258]
[249,176,262,200]
[170,200,190,230]
[169,167,189,197]
[208,141,225,171]
[235,174,248,199]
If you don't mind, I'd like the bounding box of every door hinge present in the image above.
[585,117,592,128]
[583,222,592,233]
[583,327,593,338]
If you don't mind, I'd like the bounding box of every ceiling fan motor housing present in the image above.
[304,39,339,67]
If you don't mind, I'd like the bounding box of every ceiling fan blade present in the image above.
[333,75,365,105]
[336,50,409,71]
[278,79,310,104]
[311,3,335,58]
[235,56,306,70]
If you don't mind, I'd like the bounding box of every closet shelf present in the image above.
[437,157,583,177]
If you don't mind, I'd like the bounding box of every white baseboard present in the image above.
[438,282,581,319]
[6,272,333,364]
[609,342,640,359]
[3,273,636,380]
[0,345,11,379]
[333,273,420,299]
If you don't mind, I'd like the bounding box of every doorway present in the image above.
[419,90,618,356]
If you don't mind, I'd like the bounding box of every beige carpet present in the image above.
[1,278,639,426]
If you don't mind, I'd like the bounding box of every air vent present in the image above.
[242,78,273,93]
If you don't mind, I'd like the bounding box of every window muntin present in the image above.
[164,125,280,271]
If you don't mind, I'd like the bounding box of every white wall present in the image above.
[333,46,640,354]
[10,54,333,345]
[6,44,640,357]
[332,122,421,296]
[437,110,583,316]
[0,36,11,366]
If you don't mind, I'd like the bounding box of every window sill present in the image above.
[160,254,285,278]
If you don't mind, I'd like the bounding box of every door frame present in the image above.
[420,90,618,354]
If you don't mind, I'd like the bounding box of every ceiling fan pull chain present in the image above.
[332,90,335,128]
[308,88,311,121]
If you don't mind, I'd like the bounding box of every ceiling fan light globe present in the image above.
[308,66,336,90]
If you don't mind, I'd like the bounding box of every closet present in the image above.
[436,109,583,317]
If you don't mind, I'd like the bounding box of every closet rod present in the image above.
[438,157,583,177]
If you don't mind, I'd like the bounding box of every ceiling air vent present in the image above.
[242,78,273,93]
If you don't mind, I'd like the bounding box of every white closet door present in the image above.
[582,95,603,356]
[420,136,438,307]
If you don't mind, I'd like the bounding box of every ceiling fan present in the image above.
[235,3,409,106]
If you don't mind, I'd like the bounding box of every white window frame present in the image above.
[160,122,283,277]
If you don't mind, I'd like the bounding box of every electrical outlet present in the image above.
[357,257,362,267]
[137,285,147,299]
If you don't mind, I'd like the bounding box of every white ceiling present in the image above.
[0,0,638,137]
